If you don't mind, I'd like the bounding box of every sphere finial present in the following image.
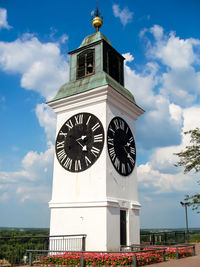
[91,0,103,32]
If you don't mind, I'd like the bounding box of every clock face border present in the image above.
[55,112,104,173]
[107,116,136,176]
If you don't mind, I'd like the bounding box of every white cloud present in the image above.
[0,8,12,30]
[161,67,200,106]
[125,61,158,109]
[16,185,50,203]
[149,25,200,69]
[139,24,200,106]
[0,34,69,100]
[123,52,134,63]
[124,60,183,149]
[112,4,133,26]
[169,103,183,124]
[0,33,69,205]
[150,25,163,41]
[21,142,54,181]
[0,142,54,202]
[35,103,56,142]
[60,34,68,44]
[138,162,194,194]
[138,106,200,197]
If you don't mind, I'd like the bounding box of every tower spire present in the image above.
[91,0,103,32]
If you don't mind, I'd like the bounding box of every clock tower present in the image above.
[47,9,144,251]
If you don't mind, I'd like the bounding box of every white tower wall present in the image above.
[48,85,142,251]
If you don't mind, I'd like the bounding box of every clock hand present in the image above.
[76,135,87,141]
[125,142,131,147]
[76,136,87,151]
[123,146,129,155]
[123,146,132,159]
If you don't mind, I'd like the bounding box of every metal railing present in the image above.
[0,234,86,265]
[27,247,168,267]
[140,230,187,245]
[49,234,86,252]
[121,243,196,257]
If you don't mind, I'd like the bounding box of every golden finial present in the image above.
[91,0,103,32]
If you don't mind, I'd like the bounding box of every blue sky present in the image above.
[0,0,200,229]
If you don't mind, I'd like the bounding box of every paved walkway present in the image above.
[149,243,200,267]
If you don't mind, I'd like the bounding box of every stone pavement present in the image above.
[149,243,200,267]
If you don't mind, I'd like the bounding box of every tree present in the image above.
[175,128,200,212]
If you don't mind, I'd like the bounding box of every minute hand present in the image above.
[123,146,135,165]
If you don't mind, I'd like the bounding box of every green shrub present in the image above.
[189,234,200,243]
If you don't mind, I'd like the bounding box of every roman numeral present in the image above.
[109,147,116,161]
[91,146,100,157]
[75,160,82,171]
[66,119,73,130]
[109,126,115,135]
[129,137,134,143]
[56,141,65,149]
[94,133,103,142]
[121,163,126,174]
[85,156,91,167]
[130,147,135,155]
[86,115,91,125]
[57,149,67,163]
[127,163,131,173]
[128,155,135,166]
[107,136,114,146]
[119,119,125,130]
[113,119,119,130]
[114,157,120,170]
[91,122,100,132]
[63,157,72,170]
[59,131,67,137]
[74,114,83,125]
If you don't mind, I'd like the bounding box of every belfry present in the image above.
[47,5,144,251]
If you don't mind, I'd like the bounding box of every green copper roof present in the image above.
[79,31,112,48]
[47,72,135,104]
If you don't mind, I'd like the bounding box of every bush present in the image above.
[189,234,200,243]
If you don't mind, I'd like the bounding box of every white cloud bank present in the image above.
[0,32,68,204]
[0,33,68,100]
[138,106,200,195]
[123,25,200,217]
[0,142,54,203]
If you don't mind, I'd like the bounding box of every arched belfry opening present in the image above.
[77,49,95,79]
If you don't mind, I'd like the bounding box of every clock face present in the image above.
[107,117,136,176]
[55,112,104,172]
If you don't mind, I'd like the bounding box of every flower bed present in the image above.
[39,246,193,266]
[165,246,193,259]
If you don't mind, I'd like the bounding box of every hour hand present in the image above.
[76,135,87,151]
[123,146,128,155]
[123,146,132,159]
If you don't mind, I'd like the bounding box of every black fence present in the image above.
[27,244,196,267]
[27,247,167,267]
[140,230,199,245]
[0,234,86,265]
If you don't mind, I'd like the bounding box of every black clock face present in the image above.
[107,117,136,176]
[55,113,104,172]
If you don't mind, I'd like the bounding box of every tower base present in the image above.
[49,200,140,251]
